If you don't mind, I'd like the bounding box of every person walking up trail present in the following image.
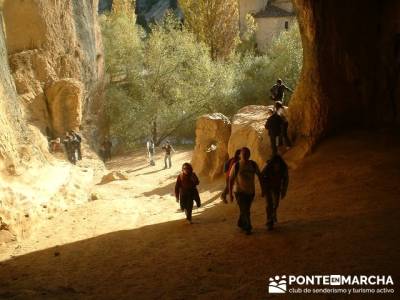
[162,140,175,169]
[221,149,241,203]
[261,155,289,231]
[229,147,262,235]
[175,163,200,224]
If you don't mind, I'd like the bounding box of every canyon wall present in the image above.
[289,0,400,150]
[0,0,105,240]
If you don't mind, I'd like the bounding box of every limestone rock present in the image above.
[99,171,129,185]
[45,79,83,137]
[191,113,231,179]
[228,105,274,169]
[0,230,16,244]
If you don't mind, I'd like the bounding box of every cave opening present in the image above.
[289,0,400,149]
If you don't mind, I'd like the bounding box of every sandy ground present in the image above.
[0,131,399,299]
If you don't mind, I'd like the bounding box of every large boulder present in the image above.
[45,79,83,137]
[191,113,231,179]
[228,105,273,168]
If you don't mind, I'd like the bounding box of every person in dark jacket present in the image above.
[63,132,76,164]
[270,78,293,104]
[220,149,241,203]
[275,101,292,149]
[101,136,112,162]
[261,154,289,231]
[71,130,82,160]
[265,108,284,155]
[162,140,175,169]
[175,163,200,223]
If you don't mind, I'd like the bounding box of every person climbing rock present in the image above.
[101,136,112,162]
[265,108,284,155]
[229,147,262,235]
[261,154,289,231]
[162,140,175,169]
[146,138,155,166]
[275,101,292,149]
[221,149,241,203]
[175,163,200,224]
[270,79,293,104]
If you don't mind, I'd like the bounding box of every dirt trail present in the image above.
[0,132,399,299]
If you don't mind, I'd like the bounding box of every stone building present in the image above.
[238,0,296,52]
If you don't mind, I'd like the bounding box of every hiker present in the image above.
[50,137,62,153]
[146,139,155,166]
[261,154,289,231]
[63,132,77,164]
[270,79,293,104]
[229,147,262,235]
[71,130,82,160]
[175,163,201,223]
[101,136,112,162]
[265,107,284,155]
[69,131,80,164]
[275,101,292,149]
[221,149,241,203]
[162,140,175,169]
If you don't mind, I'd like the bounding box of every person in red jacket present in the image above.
[175,163,200,223]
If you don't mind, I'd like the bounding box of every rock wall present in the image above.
[0,0,105,240]
[289,0,400,150]
[3,0,104,139]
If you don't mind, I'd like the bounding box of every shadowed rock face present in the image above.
[289,0,400,150]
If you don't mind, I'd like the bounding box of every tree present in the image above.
[101,13,237,147]
[180,0,240,60]
[235,24,303,106]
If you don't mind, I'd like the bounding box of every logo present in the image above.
[267,274,395,295]
[268,275,287,294]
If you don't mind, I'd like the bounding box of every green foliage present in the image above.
[101,13,238,147]
[235,24,303,106]
[101,9,302,148]
[236,13,258,56]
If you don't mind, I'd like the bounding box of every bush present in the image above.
[235,24,303,106]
